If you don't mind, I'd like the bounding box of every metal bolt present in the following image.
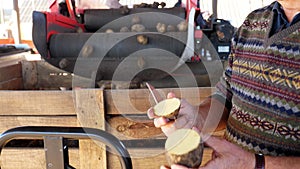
[59,58,69,69]
[48,163,53,168]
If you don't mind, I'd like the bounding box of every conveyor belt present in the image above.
[49,32,187,58]
[84,7,186,32]
[47,31,191,82]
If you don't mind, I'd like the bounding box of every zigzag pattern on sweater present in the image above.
[233,59,300,90]
[231,84,299,116]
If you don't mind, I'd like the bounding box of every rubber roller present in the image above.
[49,32,187,59]
[84,7,186,32]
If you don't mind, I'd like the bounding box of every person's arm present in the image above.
[265,156,300,169]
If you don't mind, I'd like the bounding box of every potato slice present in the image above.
[153,98,180,118]
[165,129,203,168]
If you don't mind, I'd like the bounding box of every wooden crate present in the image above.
[0,56,224,169]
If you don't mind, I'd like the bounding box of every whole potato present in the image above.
[120,26,130,32]
[156,22,167,33]
[167,25,176,32]
[177,21,188,32]
[131,24,146,32]
[131,16,141,24]
[136,35,148,45]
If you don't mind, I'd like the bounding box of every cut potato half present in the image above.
[165,129,203,168]
[153,98,180,118]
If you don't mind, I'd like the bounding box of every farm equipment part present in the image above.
[32,0,234,88]
[0,126,132,169]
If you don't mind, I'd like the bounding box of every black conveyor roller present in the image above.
[49,32,187,59]
[84,7,186,32]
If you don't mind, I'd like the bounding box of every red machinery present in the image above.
[33,0,233,88]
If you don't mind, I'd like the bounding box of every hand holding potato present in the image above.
[147,92,203,137]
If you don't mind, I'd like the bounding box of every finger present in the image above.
[161,121,176,136]
[160,165,171,169]
[167,92,176,99]
[174,116,188,129]
[170,164,189,169]
[154,117,169,127]
[147,107,156,119]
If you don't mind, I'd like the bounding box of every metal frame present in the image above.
[0,126,132,169]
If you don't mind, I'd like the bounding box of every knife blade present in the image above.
[145,82,164,104]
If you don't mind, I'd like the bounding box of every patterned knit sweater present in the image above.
[216,2,300,156]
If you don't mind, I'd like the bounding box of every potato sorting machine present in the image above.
[32,0,234,88]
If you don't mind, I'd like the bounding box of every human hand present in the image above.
[147,92,202,137]
[161,135,256,169]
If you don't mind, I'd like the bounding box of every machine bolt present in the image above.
[59,59,69,69]
[47,163,53,168]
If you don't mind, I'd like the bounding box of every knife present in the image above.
[145,82,164,104]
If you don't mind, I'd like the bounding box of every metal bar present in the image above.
[44,136,65,169]
[65,0,75,19]
[12,0,21,44]
[0,126,132,169]
[212,0,218,18]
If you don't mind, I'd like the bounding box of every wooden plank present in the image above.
[36,61,93,90]
[0,78,23,90]
[0,148,215,169]
[108,148,214,169]
[107,115,165,140]
[0,116,78,134]
[0,52,27,68]
[104,87,215,115]
[0,148,79,169]
[21,60,38,89]
[107,116,225,140]
[0,87,214,116]
[74,89,107,169]
[0,63,22,83]
[0,90,75,116]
